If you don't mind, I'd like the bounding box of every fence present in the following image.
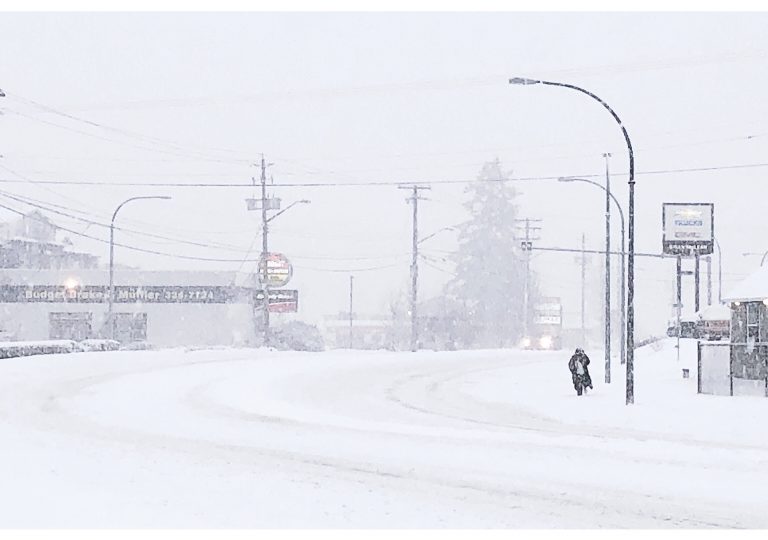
[698,341,768,397]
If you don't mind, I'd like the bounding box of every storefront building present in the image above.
[0,269,258,348]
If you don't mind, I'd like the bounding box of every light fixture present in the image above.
[64,277,80,290]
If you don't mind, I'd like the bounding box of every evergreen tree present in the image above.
[445,159,530,348]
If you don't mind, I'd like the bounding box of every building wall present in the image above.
[0,302,254,347]
[0,269,258,347]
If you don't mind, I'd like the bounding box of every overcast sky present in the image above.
[1,11,767,338]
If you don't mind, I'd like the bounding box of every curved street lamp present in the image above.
[510,76,636,404]
[108,196,172,339]
[559,176,626,371]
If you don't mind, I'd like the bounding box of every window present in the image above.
[113,313,147,343]
[747,302,760,344]
[50,312,92,341]
[731,301,767,380]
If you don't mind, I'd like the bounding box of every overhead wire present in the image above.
[5,93,256,162]
[1,159,768,190]
[0,189,252,253]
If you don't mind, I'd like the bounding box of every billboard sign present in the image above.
[254,289,299,313]
[0,285,253,304]
[257,252,293,287]
[662,203,714,256]
[533,298,562,326]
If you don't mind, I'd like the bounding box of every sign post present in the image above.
[663,203,715,351]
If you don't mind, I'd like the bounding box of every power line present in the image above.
[4,107,251,165]
[6,93,255,162]
[0,190,252,253]
[0,201,269,263]
[1,159,768,189]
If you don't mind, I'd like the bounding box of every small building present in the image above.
[723,265,768,383]
[0,211,98,269]
[320,314,391,349]
[700,265,768,396]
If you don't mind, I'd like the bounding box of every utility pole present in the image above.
[514,218,542,338]
[603,152,612,384]
[399,185,431,352]
[349,275,354,349]
[676,255,682,363]
[581,233,587,346]
[260,155,270,347]
[245,159,308,347]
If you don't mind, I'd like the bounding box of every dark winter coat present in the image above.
[568,352,593,390]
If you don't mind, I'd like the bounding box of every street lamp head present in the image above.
[508,77,541,86]
[557,177,576,183]
[299,199,311,204]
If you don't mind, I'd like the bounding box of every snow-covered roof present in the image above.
[722,264,768,302]
[697,303,731,321]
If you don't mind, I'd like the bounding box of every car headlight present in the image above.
[521,337,531,348]
[539,335,553,349]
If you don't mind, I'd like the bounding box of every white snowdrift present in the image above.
[0,339,766,528]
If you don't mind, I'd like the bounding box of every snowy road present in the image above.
[1,342,767,528]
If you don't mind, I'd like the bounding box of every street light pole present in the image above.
[511,77,635,404]
[260,197,311,346]
[715,238,723,303]
[558,176,626,367]
[603,153,611,384]
[109,196,171,340]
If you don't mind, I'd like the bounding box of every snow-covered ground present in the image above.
[0,338,766,528]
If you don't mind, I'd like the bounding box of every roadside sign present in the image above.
[257,253,293,287]
[662,203,714,256]
[254,289,298,313]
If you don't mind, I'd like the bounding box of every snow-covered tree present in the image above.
[445,159,531,348]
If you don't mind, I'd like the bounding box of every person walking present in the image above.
[568,347,593,396]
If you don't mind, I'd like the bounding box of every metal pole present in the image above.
[717,239,723,303]
[523,219,530,338]
[349,275,354,349]
[108,221,115,339]
[108,196,170,341]
[604,153,611,384]
[695,253,701,313]
[558,176,626,367]
[260,155,270,347]
[620,218,626,365]
[706,255,712,306]
[410,186,419,352]
[581,233,586,346]
[509,78,635,403]
[676,255,682,363]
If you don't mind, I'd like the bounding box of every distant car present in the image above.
[520,334,561,350]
